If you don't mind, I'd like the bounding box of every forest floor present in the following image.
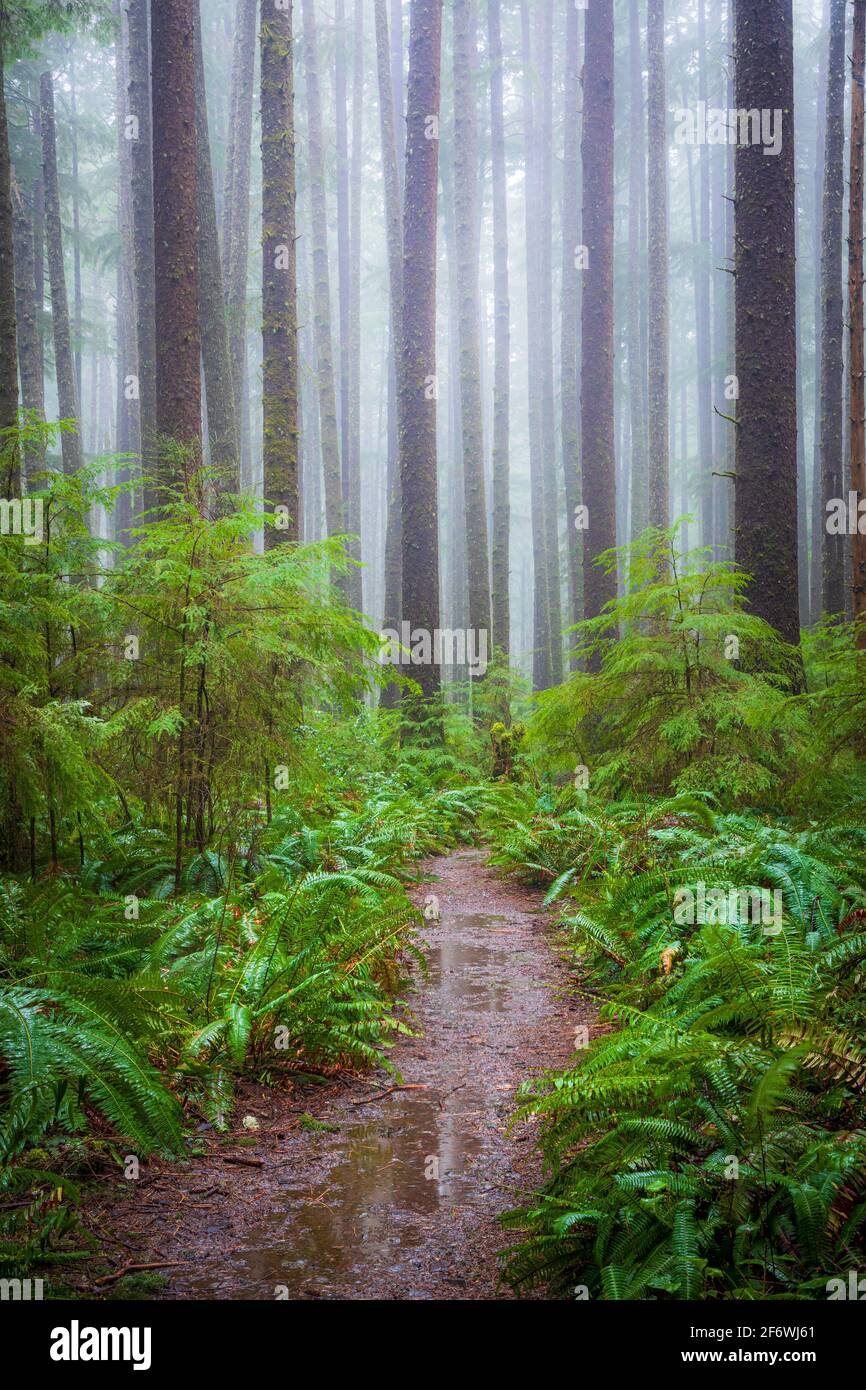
[70,850,591,1301]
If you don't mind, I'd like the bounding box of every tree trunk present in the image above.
[115,0,137,539]
[733,0,800,647]
[151,0,202,472]
[580,0,617,634]
[375,0,404,694]
[850,0,866,644]
[488,0,510,657]
[627,0,647,542]
[346,0,364,608]
[399,0,443,714]
[41,70,82,477]
[194,0,239,489]
[126,0,157,508]
[11,185,45,486]
[301,0,345,543]
[225,0,257,489]
[819,0,846,617]
[0,28,17,497]
[695,0,713,553]
[260,0,299,546]
[535,1,562,682]
[335,0,351,505]
[453,0,491,662]
[520,0,550,689]
[646,0,669,531]
[69,49,83,410]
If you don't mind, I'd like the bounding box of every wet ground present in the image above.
[83,850,592,1300]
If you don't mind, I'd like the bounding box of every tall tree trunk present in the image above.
[695,0,713,553]
[194,0,239,489]
[335,0,351,502]
[41,71,82,477]
[69,49,83,410]
[225,0,257,489]
[810,0,829,624]
[260,0,299,545]
[819,0,846,617]
[520,0,550,689]
[11,183,45,484]
[453,0,491,663]
[561,0,582,650]
[850,0,866,644]
[301,0,345,543]
[535,1,562,682]
[346,0,364,608]
[126,0,157,509]
[627,0,647,542]
[647,0,669,531]
[0,25,17,497]
[115,0,137,540]
[151,0,202,473]
[400,0,443,714]
[488,0,510,657]
[733,0,800,647]
[374,0,403,698]
[581,0,616,635]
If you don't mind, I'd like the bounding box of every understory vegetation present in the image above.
[1,482,864,1300]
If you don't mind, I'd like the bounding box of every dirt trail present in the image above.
[86,850,590,1300]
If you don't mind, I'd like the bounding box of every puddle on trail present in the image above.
[177,913,544,1299]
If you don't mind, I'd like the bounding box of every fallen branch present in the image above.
[350,1083,428,1107]
[93,1260,183,1287]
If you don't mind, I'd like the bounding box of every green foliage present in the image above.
[494,802,866,1299]
[530,529,806,809]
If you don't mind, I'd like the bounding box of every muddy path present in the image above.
[82,850,593,1300]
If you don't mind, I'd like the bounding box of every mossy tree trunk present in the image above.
[733,0,800,647]
[399,0,443,714]
[41,70,83,477]
[260,0,299,546]
[580,0,617,637]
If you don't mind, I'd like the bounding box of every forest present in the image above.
[1,0,866,1330]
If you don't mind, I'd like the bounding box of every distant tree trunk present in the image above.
[347,0,364,608]
[520,0,550,690]
[647,0,669,531]
[374,0,403,698]
[488,0,510,656]
[126,0,157,507]
[41,71,82,477]
[627,0,647,542]
[301,0,345,543]
[400,0,443,713]
[260,0,299,545]
[0,26,18,497]
[115,0,137,538]
[453,0,491,662]
[11,184,45,483]
[561,3,583,636]
[194,0,239,489]
[225,0,257,488]
[695,0,713,553]
[335,0,351,502]
[581,0,616,635]
[850,0,866,644]
[810,0,829,623]
[151,0,202,472]
[535,2,562,682]
[69,50,83,409]
[733,0,800,647]
[818,0,846,617]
